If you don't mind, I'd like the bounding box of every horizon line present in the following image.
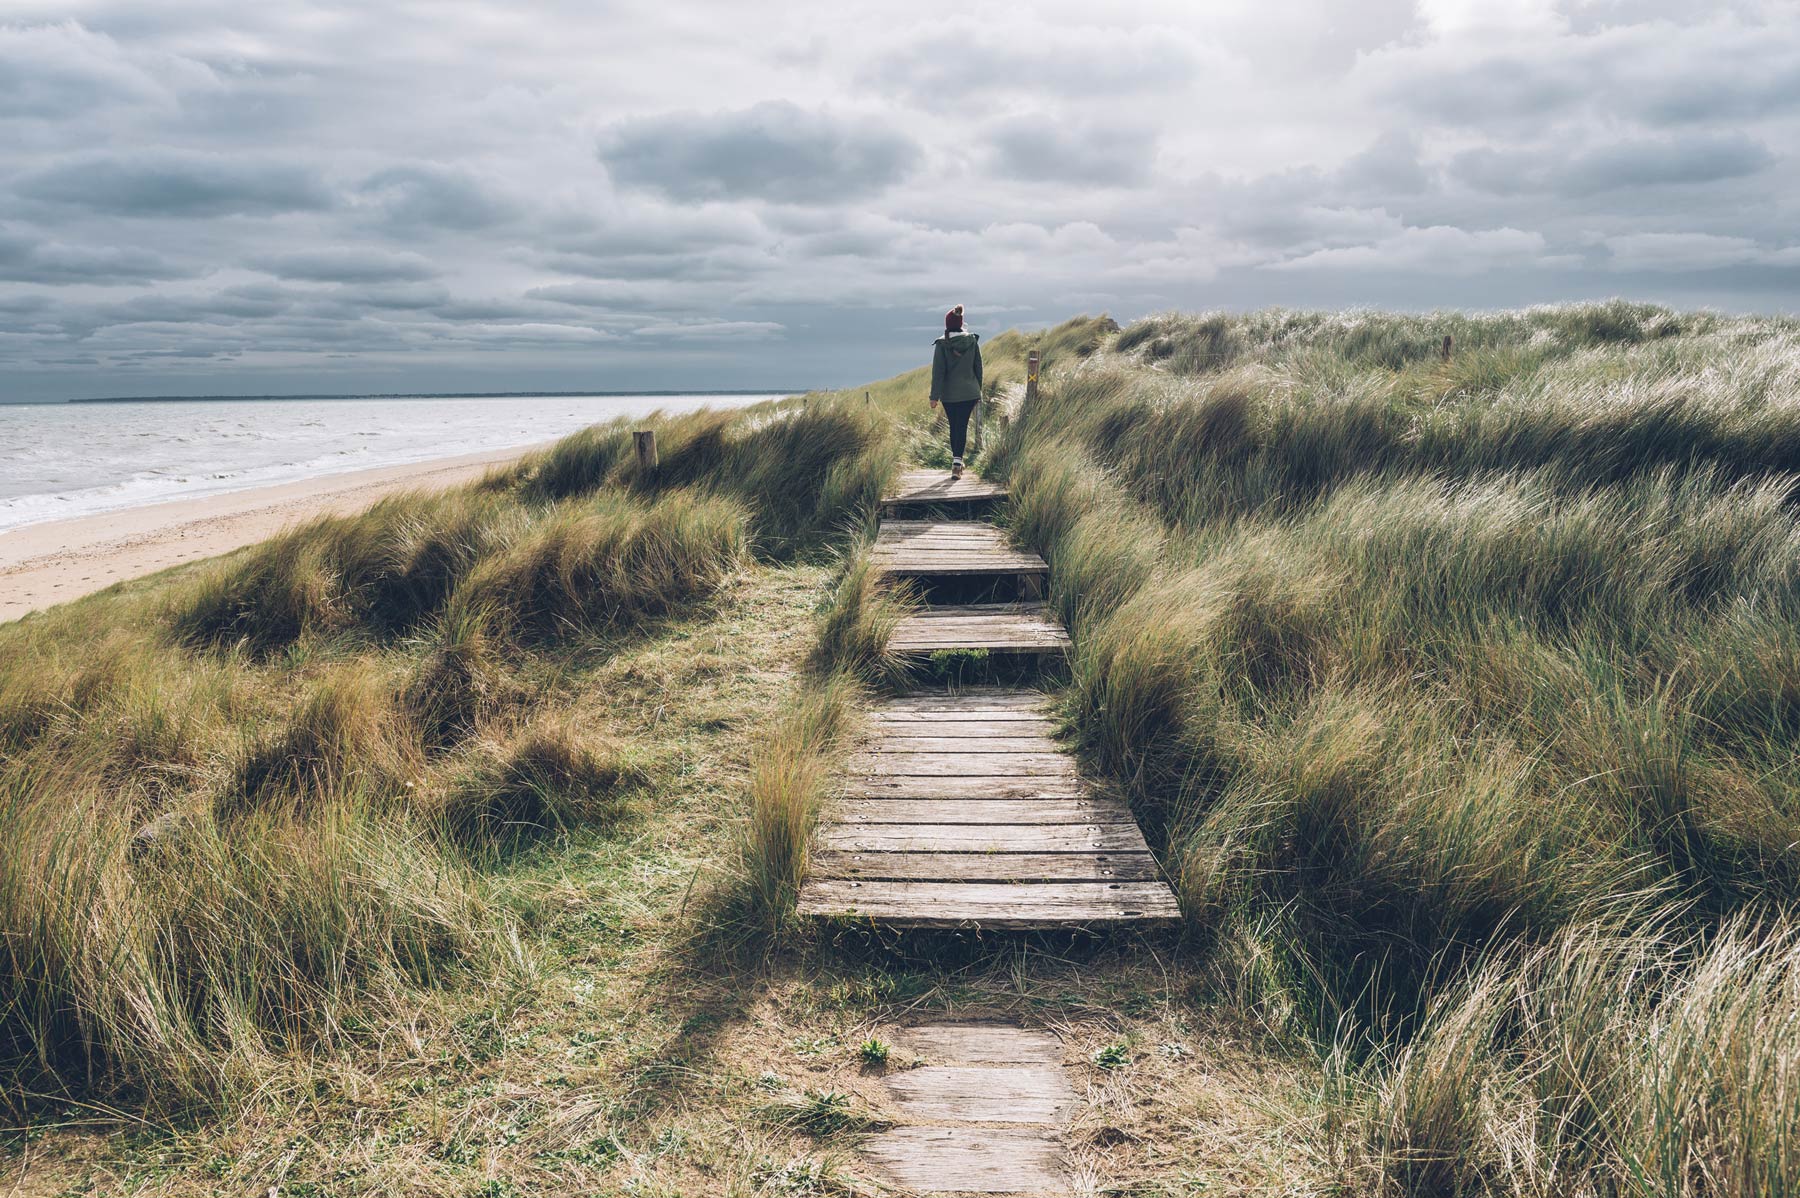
[3,388,813,407]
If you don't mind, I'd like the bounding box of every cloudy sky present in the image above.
[2,0,1797,400]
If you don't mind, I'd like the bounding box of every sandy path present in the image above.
[0,443,551,624]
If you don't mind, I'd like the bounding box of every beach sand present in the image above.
[0,443,549,625]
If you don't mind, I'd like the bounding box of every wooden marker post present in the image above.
[1441,334,1453,362]
[633,429,658,472]
[1025,350,1040,405]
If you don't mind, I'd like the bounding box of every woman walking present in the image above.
[929,304,983,479]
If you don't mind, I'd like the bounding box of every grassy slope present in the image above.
[17,302,1791,1196]
[983,303,1800,1195]
[2,345,1331,1198]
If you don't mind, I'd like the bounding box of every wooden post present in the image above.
[1025,350,1040,404]
[865,390,871,405]
[973,401,986,453]
[633,429,658,472]
[1441,334,1453,362]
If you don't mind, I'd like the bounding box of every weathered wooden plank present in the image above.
[818,822,1150,853]
[874,693,1051,711]
[860,1127,1069,1195]
[867,715,1054,730]
[887,636,1065,648]
[886,1066,1077,1125]
[888,614,1058,627]
[900,1024,1064,1065]
[862,736,1064,755]
[870,556,1044,568]
[886,614,1063,629]
[882,470,1008,506]
[843,775,1088,799]
[875,528,1008,540]
[875,538,1019,551]
[890,642,1067,656]
[845,752,1075,776]
[887,626,1065,639]
[797,879,1183,926]
[810,850,1161,882]
[830,798,1135,825]
[876,561,1049,578]
[865,719,1059,738]
[882,514,1015,528]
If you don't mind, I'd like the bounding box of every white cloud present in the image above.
[1267,226,1563,274]
[1604,232,1800,271]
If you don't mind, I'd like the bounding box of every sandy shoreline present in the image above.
[0,442,552,624]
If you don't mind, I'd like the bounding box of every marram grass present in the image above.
[990,302,1800,1196]
[0,393,899,1111]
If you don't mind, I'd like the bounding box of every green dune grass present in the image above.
[7,305,1799,1195]
[987,303,1800,1193]
[0,396,896,1111]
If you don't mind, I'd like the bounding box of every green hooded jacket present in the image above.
[929,331,984,406]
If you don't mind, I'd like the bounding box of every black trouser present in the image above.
[943,400,977,460]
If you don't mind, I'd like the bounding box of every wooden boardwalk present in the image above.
[799,470,1178,930]
[862,1022,1076,1195]
[799,691,1179,929]
[889,602,1070,656]
[881,468,1008,514]
[872,520,1049,584]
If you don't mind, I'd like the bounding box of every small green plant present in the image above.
[857,1037,891,1066]
[793,1089,855,1135]
[926,647,990,684]
[752,1156,831,1195]
[1093,1042,1131,1070]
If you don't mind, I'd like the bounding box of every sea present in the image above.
[0,393,781,535]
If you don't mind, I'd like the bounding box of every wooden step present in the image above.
[812,850,1162,881]
[798,879,1180,929]
[880,468,1007,513]
[861,1127,1068,1195]
[862,1022,1076,1196]
[890,602,1071,656]
[872,521,1048,582]
[802,690,1181,931]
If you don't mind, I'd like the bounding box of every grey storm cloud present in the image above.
[0,21,218,118]
[1336,131,1431,197]
[250,249,439,283]
[985,119,1157,186]
[0,224,191,283]
[14,151,333,217]
[598,101,920,203]
[356,165,518,231]
[1452,134,1774,197]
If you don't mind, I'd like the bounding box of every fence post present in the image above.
[973,401,986,454]
[633,429,658,473]
[1025,350,1040,405]
[865,390,871,405]
[1441,334,1453,362]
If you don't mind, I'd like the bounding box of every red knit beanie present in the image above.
[945,304,964,333]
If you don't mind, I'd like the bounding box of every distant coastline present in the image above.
[44,388,806,406]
